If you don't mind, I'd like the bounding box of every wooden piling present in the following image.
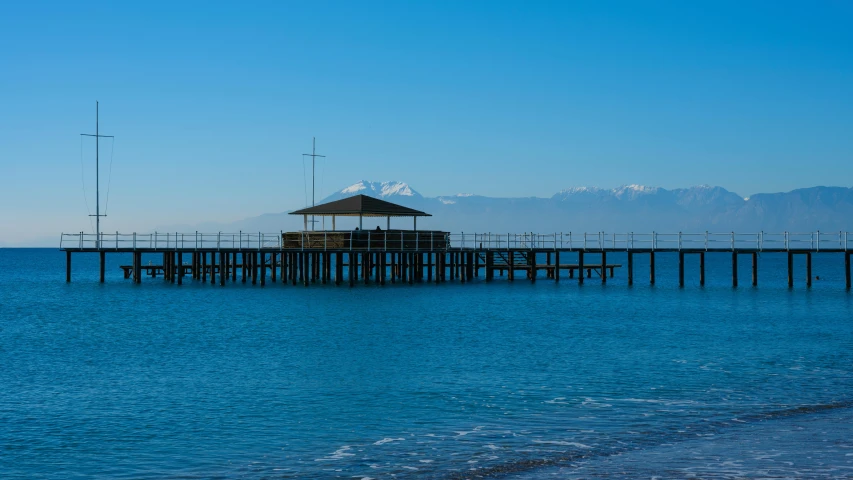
[752,252,758,286]
[578,251,584,284]
[171,252,177,284]
[178,252,183,285]
[348,252,355,287]
[202,252,208,282]
[97,250,105,283]
[649,252,655,285]
[807,252,812,287]
[699,252,705,286]
[627,252,633,285]
[220,252,226,286]
[135,252,141,283]
[787,252,794,287]
[554,251,560,282]
[731,252,738,287]
[846,252,851,290]
[65,251,72,282]
[601,251,606,284]
[260,253,266,286]
[678,251,684,287]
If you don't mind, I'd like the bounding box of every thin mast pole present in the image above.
[312,137,315,231]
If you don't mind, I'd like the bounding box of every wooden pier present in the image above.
[61,231,851,289]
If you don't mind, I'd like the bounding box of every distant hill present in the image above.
[161,180,853,234]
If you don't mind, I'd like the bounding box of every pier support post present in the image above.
[134,252,141,283]
[578,251,584,285]
[241,252,247,283]
[171,252,177,284]
[627,252,633,285]
[807,253,812,288]
[700,252,705,286]
[178,252,183,285]
[649,252,655,285]
[221,252,226,286]
[731,252,738,287]
[554,251,560,282]
[678,251,684,287]
[231,253,236,282]
[529,251,536,283]
[752,252,758,286]
[846,252,851,290]
[408,253,414,285]
[601,251,606,284]
[427,253,433,283]
[291,252,297,285]
[66,251,72,283]
[348,252,355,287]
[202,252,208,282]
[251,252,257,285]
[787,252,794,287]
[98,251,105,283]
[260,253,266,286]
[211,251,218,285]
[271,253,277,282]
[508,251,514,282]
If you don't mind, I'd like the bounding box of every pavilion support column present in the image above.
[303,252,310,287]
[379,253,386,286]
[348,252,355,287]
[427,253,433,283]
[291,252,298,285]
[408,253,414,285]
[335,252,342,285]
[700,252,705,286]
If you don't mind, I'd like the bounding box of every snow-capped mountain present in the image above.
[171,182,853,235]
[323,181,421,202]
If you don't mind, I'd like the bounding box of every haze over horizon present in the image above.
[2,1,852,244]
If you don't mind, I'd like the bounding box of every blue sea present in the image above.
[1,248,852,478]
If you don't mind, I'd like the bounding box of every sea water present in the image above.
[1,249,852,478]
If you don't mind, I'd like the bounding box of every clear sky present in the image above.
[1,1,852,243]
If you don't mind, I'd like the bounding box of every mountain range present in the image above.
[169,180,853,234]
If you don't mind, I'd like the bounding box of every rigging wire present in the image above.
[79,136,95,234]
[104,137,115,215]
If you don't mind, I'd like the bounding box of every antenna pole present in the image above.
[96,101,99,249]
[302,138,326,231]
[81,101,114,249]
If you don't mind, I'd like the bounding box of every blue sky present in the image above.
[1,1,852,242]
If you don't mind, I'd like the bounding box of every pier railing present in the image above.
[61,231,852,252]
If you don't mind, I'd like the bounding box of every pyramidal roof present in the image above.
[289,194,431,217]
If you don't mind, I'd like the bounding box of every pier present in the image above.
[61,230,851,289]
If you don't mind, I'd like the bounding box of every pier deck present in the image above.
[60,231,852,289]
